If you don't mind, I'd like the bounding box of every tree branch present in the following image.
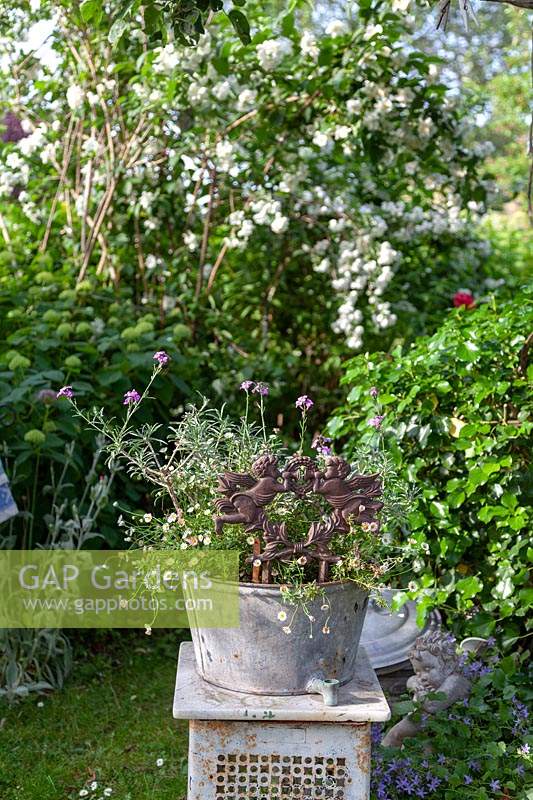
[437,0,533,29]
[481,0,533,7]
[195,165,217,299]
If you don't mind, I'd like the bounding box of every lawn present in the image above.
[0,631,190,800]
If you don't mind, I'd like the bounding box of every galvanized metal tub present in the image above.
[187,580,369,696]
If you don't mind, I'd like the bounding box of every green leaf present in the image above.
[429,500,447,519]
[392,699,415,715]
[478,505,506,522]
[108,17,129,45]
[456,575,483,600]
[448,490,465,508]
[281,11,296,37]
[416,597,430,627]
[326,416,345,436]
[518,587,533,607]
[499,655,516,676]
[143,2,161,34]
[501,492,518,510]
[97,370,124,387]
[227,9,251,44]
[407,511,425,530]
[377,393,396,405]
[346,386,361,403]
[80,0,99,21]
[457,341,480,362]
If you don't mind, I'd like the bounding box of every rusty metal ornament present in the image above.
[214,453,383,583]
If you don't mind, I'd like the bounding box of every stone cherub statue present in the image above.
[381,629,487,748]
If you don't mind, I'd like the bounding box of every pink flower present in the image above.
[57,386,74,399]
[240,380,255,391]
[295,395,314,410]
[252,382,269,396]
[153,350,170,366]
[369,415,385,429]
[453,290,475,308]
[123,389,141,405]
[312,435,332,455]
[370,386,378,398]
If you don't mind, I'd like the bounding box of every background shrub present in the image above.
[0,0,529,645]
[328,289,533,645]
[0,0,508,549]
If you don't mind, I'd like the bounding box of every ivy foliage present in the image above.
[328,289,533,644]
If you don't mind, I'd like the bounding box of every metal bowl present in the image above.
[360,588,441,672]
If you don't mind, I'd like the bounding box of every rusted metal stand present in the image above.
[173,642,390,800]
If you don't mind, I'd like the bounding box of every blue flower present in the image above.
[426,775,441,791]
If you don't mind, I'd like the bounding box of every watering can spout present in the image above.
[306,675,340,706]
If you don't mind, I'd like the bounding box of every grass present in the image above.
[0,631,190,800]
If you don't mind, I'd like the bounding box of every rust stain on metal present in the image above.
[245,733,257,748]
[355,725,372,775]
[192,718,235,751]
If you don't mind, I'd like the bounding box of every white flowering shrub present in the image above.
[0,1,492,362]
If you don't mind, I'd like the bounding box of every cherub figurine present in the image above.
[312,456,383,533]
[381,630,486,748]
[214,454,287,535]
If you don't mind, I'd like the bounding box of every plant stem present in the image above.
[298,411,307,454]
[259,396,267,445]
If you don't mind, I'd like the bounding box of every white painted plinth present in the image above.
[173,642,390,800]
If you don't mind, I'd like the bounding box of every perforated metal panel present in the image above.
[214,752,349,798]
[188,720,371,800]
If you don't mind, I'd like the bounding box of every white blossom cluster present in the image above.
[224,198,289,249]
[256,38,293,71]
[0,4,492,351]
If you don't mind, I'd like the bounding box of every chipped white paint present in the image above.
[174,643,390,724]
